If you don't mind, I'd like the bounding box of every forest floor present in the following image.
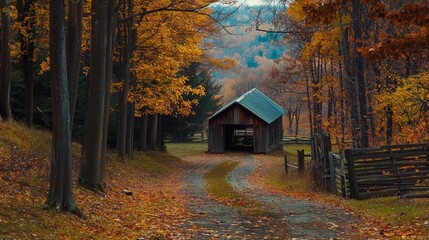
[1,122,429,239]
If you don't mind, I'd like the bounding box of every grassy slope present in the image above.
[262,143,429,238]
[165,142,207,158]
[0,122,190,239]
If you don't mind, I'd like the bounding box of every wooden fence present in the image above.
[283,137,311,145]
[345,144,429,199]
[329,152,350,198]
[284,150,311,175]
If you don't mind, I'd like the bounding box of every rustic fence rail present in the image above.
[283,137,311,145]
[345,144,429,199]
[284,150,311,175]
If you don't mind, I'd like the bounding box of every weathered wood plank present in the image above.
[380,143,429,150]
[401,194,429,199]
[358,189,399,200]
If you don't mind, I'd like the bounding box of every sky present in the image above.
[242,0,265,5]
[243,0,265,5]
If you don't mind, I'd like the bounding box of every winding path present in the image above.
[179,153,366,239]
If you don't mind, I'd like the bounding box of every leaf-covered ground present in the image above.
[248,153,429,239]
[0,122,192,239]
[1,123,429,239]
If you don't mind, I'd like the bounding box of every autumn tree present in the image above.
[116,0,225,154]
[46,0,76,212]
[163,62,222,140]
[79,0,110,190]
[261,56,306,139]
[0,0,12,121]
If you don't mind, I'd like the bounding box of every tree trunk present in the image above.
[46,0,76,212]
[341,27,359,147]
[125,102,134,157]
[310,56,323,134]
[117,0,135,159]
[79,0,108,191]
[0,0,12,121]
[138,113,147,152]
[24,46,34,127]
[156,115,163,150]
[101,0,118,168]
[287,110,293,135]
[147,114,158,150]
[338,59,345,144]
[352,0,369,148]
[295,104,302,140]
[17,0,35,127]
[304,66,313,135]
[67,0,83,131]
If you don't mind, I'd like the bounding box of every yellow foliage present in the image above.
[301,28,341,61]
[207,57,237,70]
[287,0,314,22]
[128,0,215,117]
[374,72,429,143]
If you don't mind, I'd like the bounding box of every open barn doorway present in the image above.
[224,124,254,152]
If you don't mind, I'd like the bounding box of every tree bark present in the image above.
[67,0,83,131]
[303,65,313,135]
[17,0,35,127]
[46,0,76,212]
[138,113,147,152]
[341,27,359,147]
[101,0,118,169]
[79,0,108,190]
[117,0,135,159]
[156,115,163,150]
[0,0,12,121]
[147,114,158,150]
[125,102,134,157]
[352,0,369,148]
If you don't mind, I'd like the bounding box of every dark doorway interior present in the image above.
[224,124,254,151]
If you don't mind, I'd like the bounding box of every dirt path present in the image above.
[179,153,366,239]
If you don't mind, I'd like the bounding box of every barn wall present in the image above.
[253,120,268,153]
[209,104,283,154]
[267,117,283,152]
[208,120,224,153]
[212,104,256,125]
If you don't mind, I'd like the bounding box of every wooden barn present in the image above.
[208,88,286,153]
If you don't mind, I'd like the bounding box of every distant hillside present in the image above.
[209,4,286,101]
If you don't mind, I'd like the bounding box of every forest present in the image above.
[1,0,429,238]
[252,0,429,148]
[0,0,233,212]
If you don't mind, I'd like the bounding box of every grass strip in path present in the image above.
[205,161,266,215]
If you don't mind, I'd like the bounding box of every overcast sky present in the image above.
[242,0,265,5]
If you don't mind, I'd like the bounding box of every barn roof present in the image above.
[210,88,286,124]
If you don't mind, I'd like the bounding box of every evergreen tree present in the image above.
[163,62,222,141]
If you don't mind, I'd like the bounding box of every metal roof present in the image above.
[209,88,286,124]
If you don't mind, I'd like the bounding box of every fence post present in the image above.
[297,149,305,174]
[345,149,359,199]
[340,157,348,198]
[329,152,337,194]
